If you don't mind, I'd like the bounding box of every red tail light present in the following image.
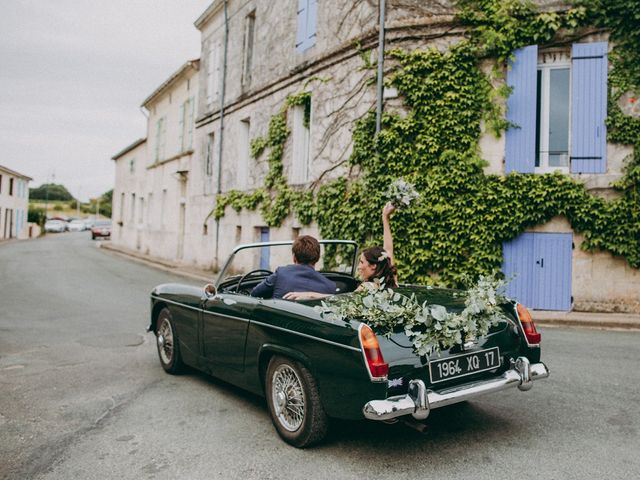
[516,304,541,345]
[359,324,389,381]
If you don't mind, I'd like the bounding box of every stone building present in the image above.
[111,0,639,312]
[112,60,200,261]
[0,164,32,240]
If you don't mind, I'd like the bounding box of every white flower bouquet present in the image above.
[385,178,420,209]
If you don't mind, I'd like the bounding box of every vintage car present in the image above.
[149,240,549,447]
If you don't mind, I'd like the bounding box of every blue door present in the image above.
[503,232,572,311]
[260,227,270,270]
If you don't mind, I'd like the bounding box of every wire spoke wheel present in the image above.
[271,364,305,432]
[157,317,174,365]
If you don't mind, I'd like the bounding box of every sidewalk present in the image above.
[98,242,214,282]
[99,242,640,331]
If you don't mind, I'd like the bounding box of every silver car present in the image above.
[44,220,67,233]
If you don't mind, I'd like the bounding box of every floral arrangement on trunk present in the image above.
[385,178,420,209]
[314,276,509,356]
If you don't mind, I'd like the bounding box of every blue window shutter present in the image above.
[306,0,317,47]
[296,0,307,51]
[505,45,538,174]
[570,42,608,174]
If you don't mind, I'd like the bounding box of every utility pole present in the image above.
[76,187,81,218]
[96,196,100,219]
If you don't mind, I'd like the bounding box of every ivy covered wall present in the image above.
[215,0,640,290]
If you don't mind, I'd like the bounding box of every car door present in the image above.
[201,293,259,372]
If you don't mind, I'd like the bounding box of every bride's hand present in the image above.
[383,202,396,219]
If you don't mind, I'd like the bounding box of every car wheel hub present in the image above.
[157,319,173,365]
[271,364,305,432]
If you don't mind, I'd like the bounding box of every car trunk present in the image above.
[376,286,522,397]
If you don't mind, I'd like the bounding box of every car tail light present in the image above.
[358,323,389,381]
[516,303,541,345]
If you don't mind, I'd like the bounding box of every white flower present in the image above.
[385,178,420,210]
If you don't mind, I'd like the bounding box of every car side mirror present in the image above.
[204,284,217,298]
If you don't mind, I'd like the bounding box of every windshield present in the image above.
[216,240,358,286]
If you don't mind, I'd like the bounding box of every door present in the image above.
[503,232,572,310]
[202,294,257,372]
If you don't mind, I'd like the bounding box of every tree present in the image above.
[29,183,74,201]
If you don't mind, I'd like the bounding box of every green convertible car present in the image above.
[149,240,549,447]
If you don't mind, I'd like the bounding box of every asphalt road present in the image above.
[1,233,639,480]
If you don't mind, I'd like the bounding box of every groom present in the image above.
[250,235,337,299]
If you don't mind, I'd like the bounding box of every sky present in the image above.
[0,0,212,201]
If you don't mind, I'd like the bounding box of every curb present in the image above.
[98,242,213,283]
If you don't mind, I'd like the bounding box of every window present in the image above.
[205,132,215,177]
[161,189,167,228]
[147,193,153,226]
[535,53,571,173]
[129,158,136,174]
[155,116,167,162]
[119,192,125,222]
[238,119,251,189]
[235,225,242,244]
[505,42,608,174]
[296,0,317,52]
[290,98,311,184]
[9,178,14,196]
[0,175,3,194]
[241,11,256,88]
[179,98,195,152]
[207,41,221,105]
[130,193,136,222]
[138,197,144,224]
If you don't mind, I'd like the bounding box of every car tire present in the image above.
[91,234,95,240]
[155,308,184,374]
[265,356,328,448]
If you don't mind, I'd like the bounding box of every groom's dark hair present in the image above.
[292,235,321,265]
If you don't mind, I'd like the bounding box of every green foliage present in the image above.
[214,0,640,285]
[29,183,74,201]
[28,207,46,226]
[214,92,314,226]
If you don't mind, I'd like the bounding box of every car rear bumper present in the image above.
[363,357,549,421]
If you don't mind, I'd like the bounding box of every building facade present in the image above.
[112,60,201,262]
[111,0,639,312]
[0,165,32,240]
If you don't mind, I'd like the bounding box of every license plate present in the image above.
[429,347,500,384]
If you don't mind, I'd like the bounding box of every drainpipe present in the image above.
[375,0,386,134]
[214,0,229,269]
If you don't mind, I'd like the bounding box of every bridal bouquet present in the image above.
[385,178,420,209]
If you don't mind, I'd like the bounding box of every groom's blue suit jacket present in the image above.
[250,264,337,299]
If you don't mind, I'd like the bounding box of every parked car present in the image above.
[68,219,86,232]
[44,219,67,233]
[83,218,95,230]
[149,240,549,447]
[90,220,111,240]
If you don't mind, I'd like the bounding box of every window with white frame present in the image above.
[535,52,571,173]
[506,42,608,175]
[290,99,311,184]
[179,97,195,152]
[207,41,221,106]
[296,0,317,53]
[155,117,167,162]
[129,158,136,174]
[119,192,125,222]
[241,11,256,89]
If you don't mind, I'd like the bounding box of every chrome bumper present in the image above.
[363,357,549,421]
